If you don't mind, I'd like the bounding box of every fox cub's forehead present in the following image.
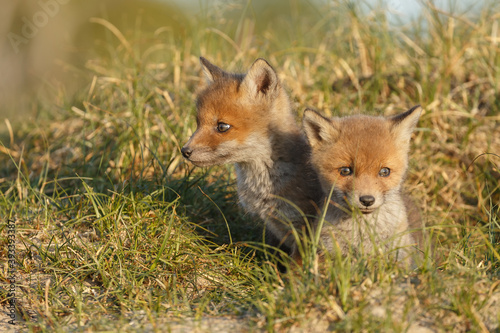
[197,79,242,108]
[342,117,395,144]
[342,115,390,134]
[324,117,405,168]
[196,80,242,121]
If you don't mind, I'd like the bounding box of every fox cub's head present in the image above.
[302,106,422,214]
[181,57,290,167]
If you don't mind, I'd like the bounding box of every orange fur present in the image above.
[193,80,266,146]
[310,115,408,199]
[303,106,423,266]
[182,58,323,261]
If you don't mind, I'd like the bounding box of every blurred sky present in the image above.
[164,0,483,23]
[368,0,482,23]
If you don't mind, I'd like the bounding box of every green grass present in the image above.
[1,0,499,331]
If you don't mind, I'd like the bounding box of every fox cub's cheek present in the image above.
[380,172,403,191]
[322,173,353,191]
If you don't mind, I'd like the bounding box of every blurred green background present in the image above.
[0,0,489,133]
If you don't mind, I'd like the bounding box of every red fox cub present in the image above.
[181,57,322,258]
[302,106,423,265]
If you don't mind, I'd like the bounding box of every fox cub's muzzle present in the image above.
[359,195,375,207]
[181,146,192,158]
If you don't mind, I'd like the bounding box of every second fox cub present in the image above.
[302,106,422,265]
[182,57,322,258]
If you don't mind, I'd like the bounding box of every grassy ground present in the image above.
[1,0,499,331]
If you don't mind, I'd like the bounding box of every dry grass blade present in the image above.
[0,0,498,332]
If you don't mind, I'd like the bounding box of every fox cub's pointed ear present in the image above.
[390,105,422,144]
[302,109,340,149]
[200,57,227,82]
[242,58,279,98]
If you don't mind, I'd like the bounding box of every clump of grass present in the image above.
[0,0,499,331]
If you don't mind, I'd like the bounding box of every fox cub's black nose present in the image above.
[181,147,192,158]
[359,195,375,207]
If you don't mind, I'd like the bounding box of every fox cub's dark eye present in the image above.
[339,167,353,176]
[217,122,231,133]
[379,167,390,177]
